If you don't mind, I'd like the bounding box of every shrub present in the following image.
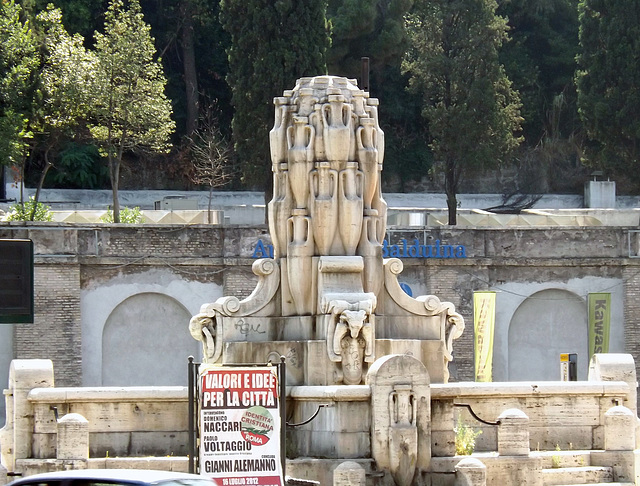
[100,207,144,224]
[455,422,482,455]
[5,197,54,221]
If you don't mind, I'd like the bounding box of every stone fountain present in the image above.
[189,75,465,486]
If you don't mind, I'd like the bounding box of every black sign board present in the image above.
[0,239,34,323]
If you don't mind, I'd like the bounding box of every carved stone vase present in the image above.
[309,103,326,162]
[358,216,383,298]
[297,87,317,116]
[357,117,379,212]
[269,97,289,166]
[338,162,364,255]
[268,163,293,258]
[389,385,418,486]
[287,116,315,210]
[366,98,385,165]
[323,94,352,165]
[310,162,338,255]
[287,212,314,315]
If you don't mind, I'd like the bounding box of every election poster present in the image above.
[199,365,283,486]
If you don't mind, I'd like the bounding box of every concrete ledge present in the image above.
[28,386,187,402]
[287,385,371,401]
[431,381,629,398]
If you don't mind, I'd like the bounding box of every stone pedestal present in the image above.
[455,457,486,486]
[333,461,366,486]
[57,413,89,460]
[497,409,529,456]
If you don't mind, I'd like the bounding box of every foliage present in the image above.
[403,0,523,224]
[455,422,482,456]
[5,196,53,221]
[25,5,97,215]
[220,0,330,191]
[141,0,232,140]
[48,143,109,189]
[100,206,144,224]
[327,0,413,81]
[0,1,39,169]
[498,0,580,144]
[89,0,175,222]
[576,0,640,182]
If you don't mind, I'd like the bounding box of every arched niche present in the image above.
[102,292,199,386]
[508,288,587,381]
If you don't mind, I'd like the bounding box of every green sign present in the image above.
[588,293,610,358]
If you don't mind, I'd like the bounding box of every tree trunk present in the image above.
[181,0,198,137]
[207,184,213,224]
[109,155,121,223]
[30,147,54,221]
[444,156,458,225]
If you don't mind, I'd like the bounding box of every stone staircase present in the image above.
[537,450,634,486]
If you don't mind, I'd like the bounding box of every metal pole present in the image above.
[279,356,286,477]
[361,57,370,92]
[188,356,195,474]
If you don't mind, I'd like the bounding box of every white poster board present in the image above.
[199,365,283,486]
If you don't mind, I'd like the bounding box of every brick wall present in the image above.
[4,225,640,389]
[15,263,82,386]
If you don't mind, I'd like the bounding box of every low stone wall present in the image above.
[432,381,631,452]
[2,355,638,486]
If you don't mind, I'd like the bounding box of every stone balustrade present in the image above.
[2,355,639,486]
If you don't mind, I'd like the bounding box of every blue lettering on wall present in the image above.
[252,240,274,258]
[382,239,466,259]
[250,238,466,259]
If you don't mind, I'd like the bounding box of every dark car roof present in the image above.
[7,469,214,486]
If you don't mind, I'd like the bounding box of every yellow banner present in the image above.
[474,291,496,382]
[588,293,610,359]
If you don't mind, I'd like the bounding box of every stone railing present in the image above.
[2,354,639,486]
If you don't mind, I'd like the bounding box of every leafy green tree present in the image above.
[0,0,39,198]
[403,0,523,224]
[89,0,175,222]
[220,0,329,191]
[576,0,640,181]
[29,6,96,217]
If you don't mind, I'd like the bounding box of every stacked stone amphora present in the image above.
[267,76,387,315]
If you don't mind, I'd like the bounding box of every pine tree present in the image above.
[403,0,523,224]
[220,0,329,192]
[576,0,640,181]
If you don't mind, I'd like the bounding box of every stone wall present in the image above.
[2,223,640,398]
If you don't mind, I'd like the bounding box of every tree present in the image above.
[498,0,580,144]
[29,6,96,218]
[220,0,329,192]
[576,0,640,182]
[188,113,234,223]
[403,0,523,224]
[0,0,39,202]
[90,0,175,223]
